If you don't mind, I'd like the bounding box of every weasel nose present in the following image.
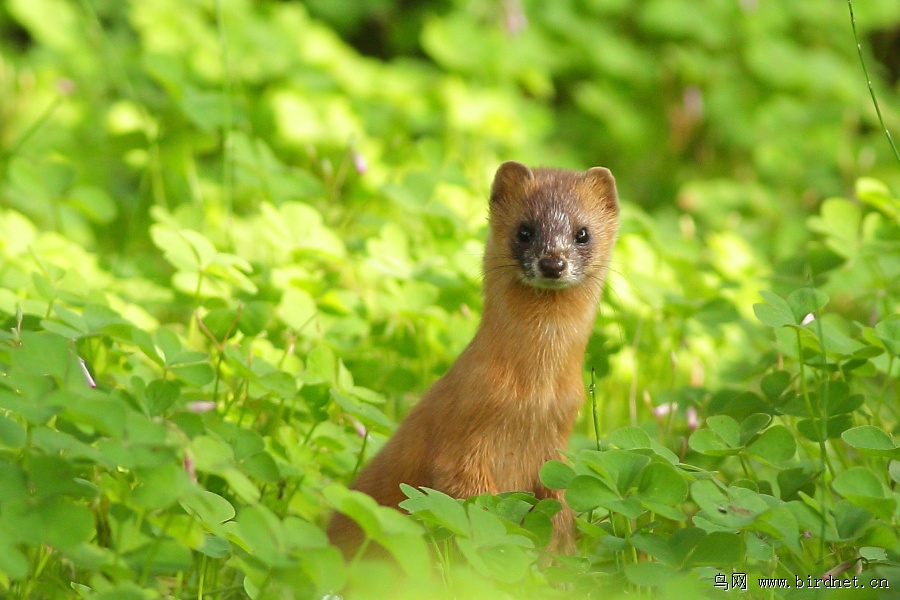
[538,257,566,278]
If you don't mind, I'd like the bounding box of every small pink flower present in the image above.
[352,150,368,175]
[78,357,96,388]
[683,86,704,117]
[187,400,216,414]
[354,420,367,438]
[653,402,677,417]
[56,78,77,96]
[183,454,197,483]
[686,407,700,430]
[803,530,812,538]
[503,0,527,35]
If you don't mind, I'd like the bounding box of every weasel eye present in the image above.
[517,225,534,244]
[575,227,590,245]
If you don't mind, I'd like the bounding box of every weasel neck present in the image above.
[468,273,603,398]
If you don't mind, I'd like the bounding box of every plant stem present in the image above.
[197,554,207,600]
[212,350,225,405]
[590,366,601,451]
[628,320,643,427]
[352,428,369,479]
[877,355,894,419]
[1,96,62,165]
[795,328,835,479]
[848,0,900,167]
[215,0,235,231]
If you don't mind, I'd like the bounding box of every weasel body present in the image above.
[327,161,619,552]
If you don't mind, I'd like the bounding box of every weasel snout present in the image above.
[538,256,567,279]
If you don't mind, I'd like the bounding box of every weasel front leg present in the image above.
[536,485,576,554]
[550,502,576,553]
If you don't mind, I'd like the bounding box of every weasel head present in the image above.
[486,161,619,292]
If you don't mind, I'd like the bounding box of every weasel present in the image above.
[327,161,619,553]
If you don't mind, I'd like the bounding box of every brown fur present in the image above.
[327,162,619,554]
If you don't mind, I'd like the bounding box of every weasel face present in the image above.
[509,205,594,289]
[487,161,619,292]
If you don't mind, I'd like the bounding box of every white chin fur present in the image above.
[521,275,580,290]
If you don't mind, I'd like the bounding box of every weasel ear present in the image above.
[584,166,619,213]
[490,161,534,207]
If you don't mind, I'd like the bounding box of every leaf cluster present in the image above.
[0,1,899,599]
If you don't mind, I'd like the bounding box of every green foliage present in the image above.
[0,0,899,598]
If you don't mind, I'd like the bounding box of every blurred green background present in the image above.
[1,2,900,598]
[2,0,899,412]
[2,0,899,254]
